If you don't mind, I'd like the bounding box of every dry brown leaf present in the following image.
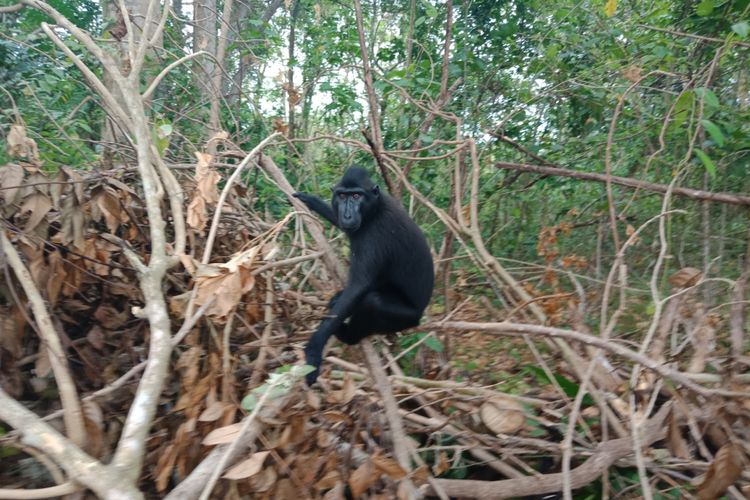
[208,130,229,143]
[272,118,289,135]
[669,267,702,289]
[92,186,124,233]
[94,304,129,330]
[223,450,270,480]
[86,325,106,351]
[278,415,308,447]
[198,401,231,422]
[316,429,333,448]
[0,163,24,205]
[667,410,690,459]
[249,465,277,492]
[46,250,64,306]
[20,192,51,232]
[59,195,86,250]
[176,346,202,387]
[326,372,356,405]
[432,451,450,476]
[195,151,212,173]
[197,169,220,204]
[322,410,353,425]
[202,422,243,446]
[622,65,642,82]
[372,450,407,480]
[321,482,345,500]
[306,389,321,410]
[27,246,46,290]
[169,291,191,318]
[154,444,177,493]
[187,195,207,231]
[0,309,22,358]
[348,460,379,498]
[411,464,430,484]
[696,443,745,500]
[315,470,342,491]
[179,254,197,275]
[687,316,716,373]
[193,246,261,318]
[61,166,85,203]
[35,348,51,378]
[82,400,105,458]
[7,124,40,164]
[480,396,525,435]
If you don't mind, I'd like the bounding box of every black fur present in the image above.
[293,166,434,384]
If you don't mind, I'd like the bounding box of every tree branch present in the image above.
[495,162,750,206]
[428,321,749,398]
[0,232,86,447]
[427,404,671,499]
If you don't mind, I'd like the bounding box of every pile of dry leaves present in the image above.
[1,157,750,500]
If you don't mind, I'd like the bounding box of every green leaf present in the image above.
[694,149,717,179]
[696,0,714,16]
[419,133,433,144]
[420,0,438,18]
[424,336,444,353]
[732,21,749,38]
[700,119,725,146]
[293,364,316,377]
[671,91,694,129]
[694,87,719,109]
[241,393,258,411]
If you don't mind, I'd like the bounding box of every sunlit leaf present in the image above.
[732,21,749,38]
[604,0,617,17]
[696,0,714,16]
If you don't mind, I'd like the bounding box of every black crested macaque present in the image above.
[294,166,434,385]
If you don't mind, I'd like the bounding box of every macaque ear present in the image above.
[372,185,380,196]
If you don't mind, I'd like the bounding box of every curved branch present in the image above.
[429,321,749,398]
[143,51,211,101]
[0,483,79,499]
[0,232,86,447]
[427,404,671,500]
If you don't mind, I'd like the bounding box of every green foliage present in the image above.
[523,365,595,406]
[396,331,444,376]
[241,364,314,411]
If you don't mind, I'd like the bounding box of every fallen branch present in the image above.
[361,341,421,499]
[428,321,749,398]
[427,404,672,499]
[0,231,86,447]
[163,391,294,500]
[0,483,79,499]
[495,162,750,206]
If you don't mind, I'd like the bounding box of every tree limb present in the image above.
[495,162,750,206]
[427,404,672,499]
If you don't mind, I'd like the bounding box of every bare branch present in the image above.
[426,404,671,500]
[428,321,748,398]
[202,132,281,265]
[143,51,211,101]
[0,386,140,498]
[495,162,750,206]
[0,232,86,447]
[0,483,79,499]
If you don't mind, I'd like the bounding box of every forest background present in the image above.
[1,0,750,498]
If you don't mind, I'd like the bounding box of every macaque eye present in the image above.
[338,193,347,199]
[352,193,360,200]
